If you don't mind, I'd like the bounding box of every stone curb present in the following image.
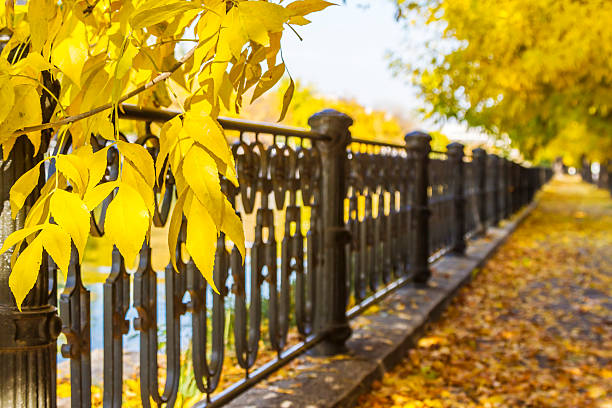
[226,201,538,408]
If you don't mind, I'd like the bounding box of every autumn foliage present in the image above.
[393,0,612,163]
[358,176,612,408]
[0,0,333,309]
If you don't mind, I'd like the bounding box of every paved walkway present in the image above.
[357,176,612,408]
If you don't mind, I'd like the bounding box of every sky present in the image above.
[279,1,488,142]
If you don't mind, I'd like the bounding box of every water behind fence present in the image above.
[0,105,552,408]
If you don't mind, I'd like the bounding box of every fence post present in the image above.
[489,154,500,226]
[498,157,506,222]
[504,158,511,219]
[308,109,353,355]
[473,148,487,236]
[512,162,519,213]
[581,156,592,183]
[0,137,62,408]
[405,131,431,284]
[447,142,466,255]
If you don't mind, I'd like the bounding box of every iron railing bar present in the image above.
[347,238,466,321]
[349,138,405,149]
[346,275,413,319]
[198,331,329,408]
[428,245,452,264]
[117,104,329,140]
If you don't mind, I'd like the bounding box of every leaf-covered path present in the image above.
[356,176,612,408]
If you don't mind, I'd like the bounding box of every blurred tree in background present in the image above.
[392,0,612,164]
[235,79,451,149]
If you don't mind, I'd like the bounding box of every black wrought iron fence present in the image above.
[0,105,552,408]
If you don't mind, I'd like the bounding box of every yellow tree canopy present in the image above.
[393,0,612,162]
[236,80,415,145]
[0,0,333,309]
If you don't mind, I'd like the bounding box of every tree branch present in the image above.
[12,44,198,137]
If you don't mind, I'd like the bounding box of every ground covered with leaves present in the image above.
[357,176,612,408]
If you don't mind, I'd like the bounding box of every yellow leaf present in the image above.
[9,161,41,218]
[185,194,218,293]
[218,7,248,59]
[203,144,239,187]
[237,1,287,46]
[0,85,42,152]
[130,1,199,30]
[27,0,56,52]
[220,196,245,262]
[0,71,15,125]
[88,145,111,190]
[182,112,234,171]
[156,117,181,183]
[0,225,44,254]
[55,154,87,195]
[116,42,139,80]
[50,189,90,261]
[9,234,43,311]
[286,0,335,17]
[83,181,118,210]
[25,193,52,228]
[117,140,155,186]
[104,183,150,266]
[80,68,111,113]
[182,144,222,225]
[51,14,88,86]
[11,53,53,74]
[288,15,311,25]
[168,189,187,272]
[278,77,295,122]
[587,385,606,399]
[251,63,285,103]
[122,161,154,216]
[39,223,71,275]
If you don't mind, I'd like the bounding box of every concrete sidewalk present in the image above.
[226,190,538,408]
[357,176,612,408]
